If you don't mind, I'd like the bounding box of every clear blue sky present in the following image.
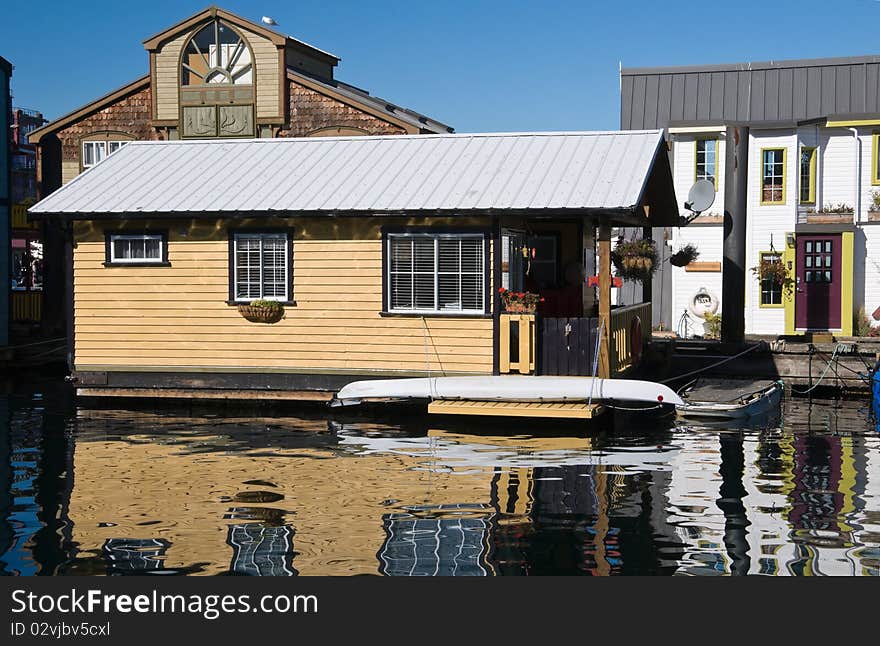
[2,0,880,131]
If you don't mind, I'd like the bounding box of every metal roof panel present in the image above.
[31,131,671,217]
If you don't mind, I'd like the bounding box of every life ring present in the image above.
[630,316,643,364]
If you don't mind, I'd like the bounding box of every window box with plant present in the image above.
[237,299,285,324]
[499,288,543,314]
[805,203,855,223]
[611,238,657,282]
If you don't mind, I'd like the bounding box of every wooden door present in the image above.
[795,235,841,330]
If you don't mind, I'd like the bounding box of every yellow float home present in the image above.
[29,130,678,402]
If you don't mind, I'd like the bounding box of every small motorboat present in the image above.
[676,378,784,420]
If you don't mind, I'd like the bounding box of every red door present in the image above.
[795,235,841,330]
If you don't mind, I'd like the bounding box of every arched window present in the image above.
[181,19,252,86]
[179,19,255,138]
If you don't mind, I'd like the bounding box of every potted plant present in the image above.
[807,202,855,223]
[612,238,657,282]
[750,257,794,296]
[869,190,880,221]
[238,299,285,323]
[499,288,543,314]
[703,312,721,340]
[669,243,700,267]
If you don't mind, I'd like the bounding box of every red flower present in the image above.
[498,287,506,294]
[539,297,545,302]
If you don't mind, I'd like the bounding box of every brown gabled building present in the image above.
[26,5,451,336]
[29,5,452,193]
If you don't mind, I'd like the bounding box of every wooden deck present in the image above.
[427,399,605,419]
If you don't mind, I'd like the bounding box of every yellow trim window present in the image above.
[759,252,784,307]
[799,146,817,205]
[873,132,880,186]
[695,138,718,188]
[761,148,786,205]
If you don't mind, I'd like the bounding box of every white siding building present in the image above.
[622,55,880,337]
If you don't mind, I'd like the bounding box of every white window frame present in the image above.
[232,232,290,302]
[82,140,131,169]
[108,233,165,265]
[386,232,486,315]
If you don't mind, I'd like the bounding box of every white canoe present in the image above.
[331,375,684,407]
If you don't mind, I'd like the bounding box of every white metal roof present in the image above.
[30,130,668,216]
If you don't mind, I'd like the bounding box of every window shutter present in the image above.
[388,234,484,313]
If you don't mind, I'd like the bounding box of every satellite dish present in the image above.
[685,180,716,214]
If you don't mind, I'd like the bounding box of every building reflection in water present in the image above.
[379,505,493,576]
[226,524,297,576]
[0,388,878,576]
[102,538,171,575]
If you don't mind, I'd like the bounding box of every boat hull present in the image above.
[332,375,685,407]
[677,380,783,420]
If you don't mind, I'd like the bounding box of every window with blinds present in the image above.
[232,233,290,301]
[388,234,485,313]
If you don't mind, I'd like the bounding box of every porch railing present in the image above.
[609,302,651,377]
[499,314,536,374]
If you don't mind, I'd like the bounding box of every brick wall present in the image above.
[282,79,405,137]
[58,86,155,161]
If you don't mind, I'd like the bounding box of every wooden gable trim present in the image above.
[28,75,151,145]
[142,7,339,66]
[286,69,419,134]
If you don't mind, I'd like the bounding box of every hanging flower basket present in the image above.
[669,244,700,267]
[750,256,794,296]
[238,299,284,323]
[499,288,543,314]
[612,238,657,282]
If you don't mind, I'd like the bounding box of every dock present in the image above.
[427,399,605,419]
[649,335,880,393]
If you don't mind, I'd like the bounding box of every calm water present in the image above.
[1,377,879,576]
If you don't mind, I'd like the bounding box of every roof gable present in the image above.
[142,5,339,65]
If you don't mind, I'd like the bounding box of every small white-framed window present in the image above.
[695,138,718,189]
[107,233,166,265]
[232,232,290,302]
[387,233,485,314]
[82,140,131,169]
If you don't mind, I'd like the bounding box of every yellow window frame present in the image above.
[760,147,787,205]
[694,137,719,190]
[758,251,785,308]
[799,146,817,205]
[873,132,880,186]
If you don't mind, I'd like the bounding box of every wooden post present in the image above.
[598,223,612,379]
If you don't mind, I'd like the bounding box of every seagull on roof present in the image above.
[261,16,278,26]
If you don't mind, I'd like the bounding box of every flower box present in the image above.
[499,289,542,314]
[805,212,854,224]
[237,300,284,323]
[869,211,880,222]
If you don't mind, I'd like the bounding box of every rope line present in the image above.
[660,343,761,384]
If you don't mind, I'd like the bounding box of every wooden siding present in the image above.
[243,26,281,119]
[154,25,280,122]
[72,218,493,376]
[56,85,154,182]
[154,31,187,121]
[61,161,79,185]
[282,78,406,137]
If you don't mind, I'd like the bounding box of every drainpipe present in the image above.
[848,128,862,223]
